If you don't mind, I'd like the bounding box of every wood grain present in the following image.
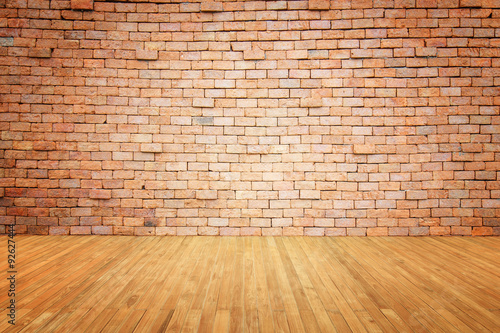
[0,236,498,332]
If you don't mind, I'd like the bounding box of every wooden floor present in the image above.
[0,236,499,332]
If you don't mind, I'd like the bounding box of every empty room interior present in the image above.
[0,0,499,331]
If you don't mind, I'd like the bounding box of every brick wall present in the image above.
[1,0,499,236]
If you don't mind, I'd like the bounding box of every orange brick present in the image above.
[308,0,330,10]
[201,2,222,12]
[353,144,376,154]
[471,226,493,236]
[300,98,323,107]
[429,226,451,236]
[71,0,93,10]
[367,227,389,236]
[136,49,158,61]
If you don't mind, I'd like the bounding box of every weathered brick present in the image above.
[29,48,52,58]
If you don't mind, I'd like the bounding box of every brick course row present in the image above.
[0,0,499,236]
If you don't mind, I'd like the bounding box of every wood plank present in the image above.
[252,238,275,333]
[282,238,336,333]
[0,236,496,332]
[100,308,141,333]
[133,237,185,310]
[83,308,118,333]
[370,237,493,332]
[165,238,216,331]
[260,237,285,311]
[181,309,202,333]
[272,311,291,333]
[216,238,237,311]
[328,311,352,333]
[335,238,428,333]
[134,309,162,333]
[46,308,90,333]
[265,238,306,333]
[21,237,128,310]
[391,238,500,330]
[228,238,244,333]
[148,309,174,333]
[243,237,259,333]
[212,310,230,333]
[197,238,229,333]
[142,238,203,312]
[298,237,368,332]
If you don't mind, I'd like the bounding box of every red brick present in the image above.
[429,226,451,236]
[70,226,91,235]
[451,226,472,235]
[71,0,94,11]
[49,226,70,235]
[471,227,493,236]
[27,226,49,235]
[5,188,27,197]
[33,141,56,151]
[28,48,52,58]
[92,226,113,235]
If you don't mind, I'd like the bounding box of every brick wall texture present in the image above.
[1,0,499,236]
